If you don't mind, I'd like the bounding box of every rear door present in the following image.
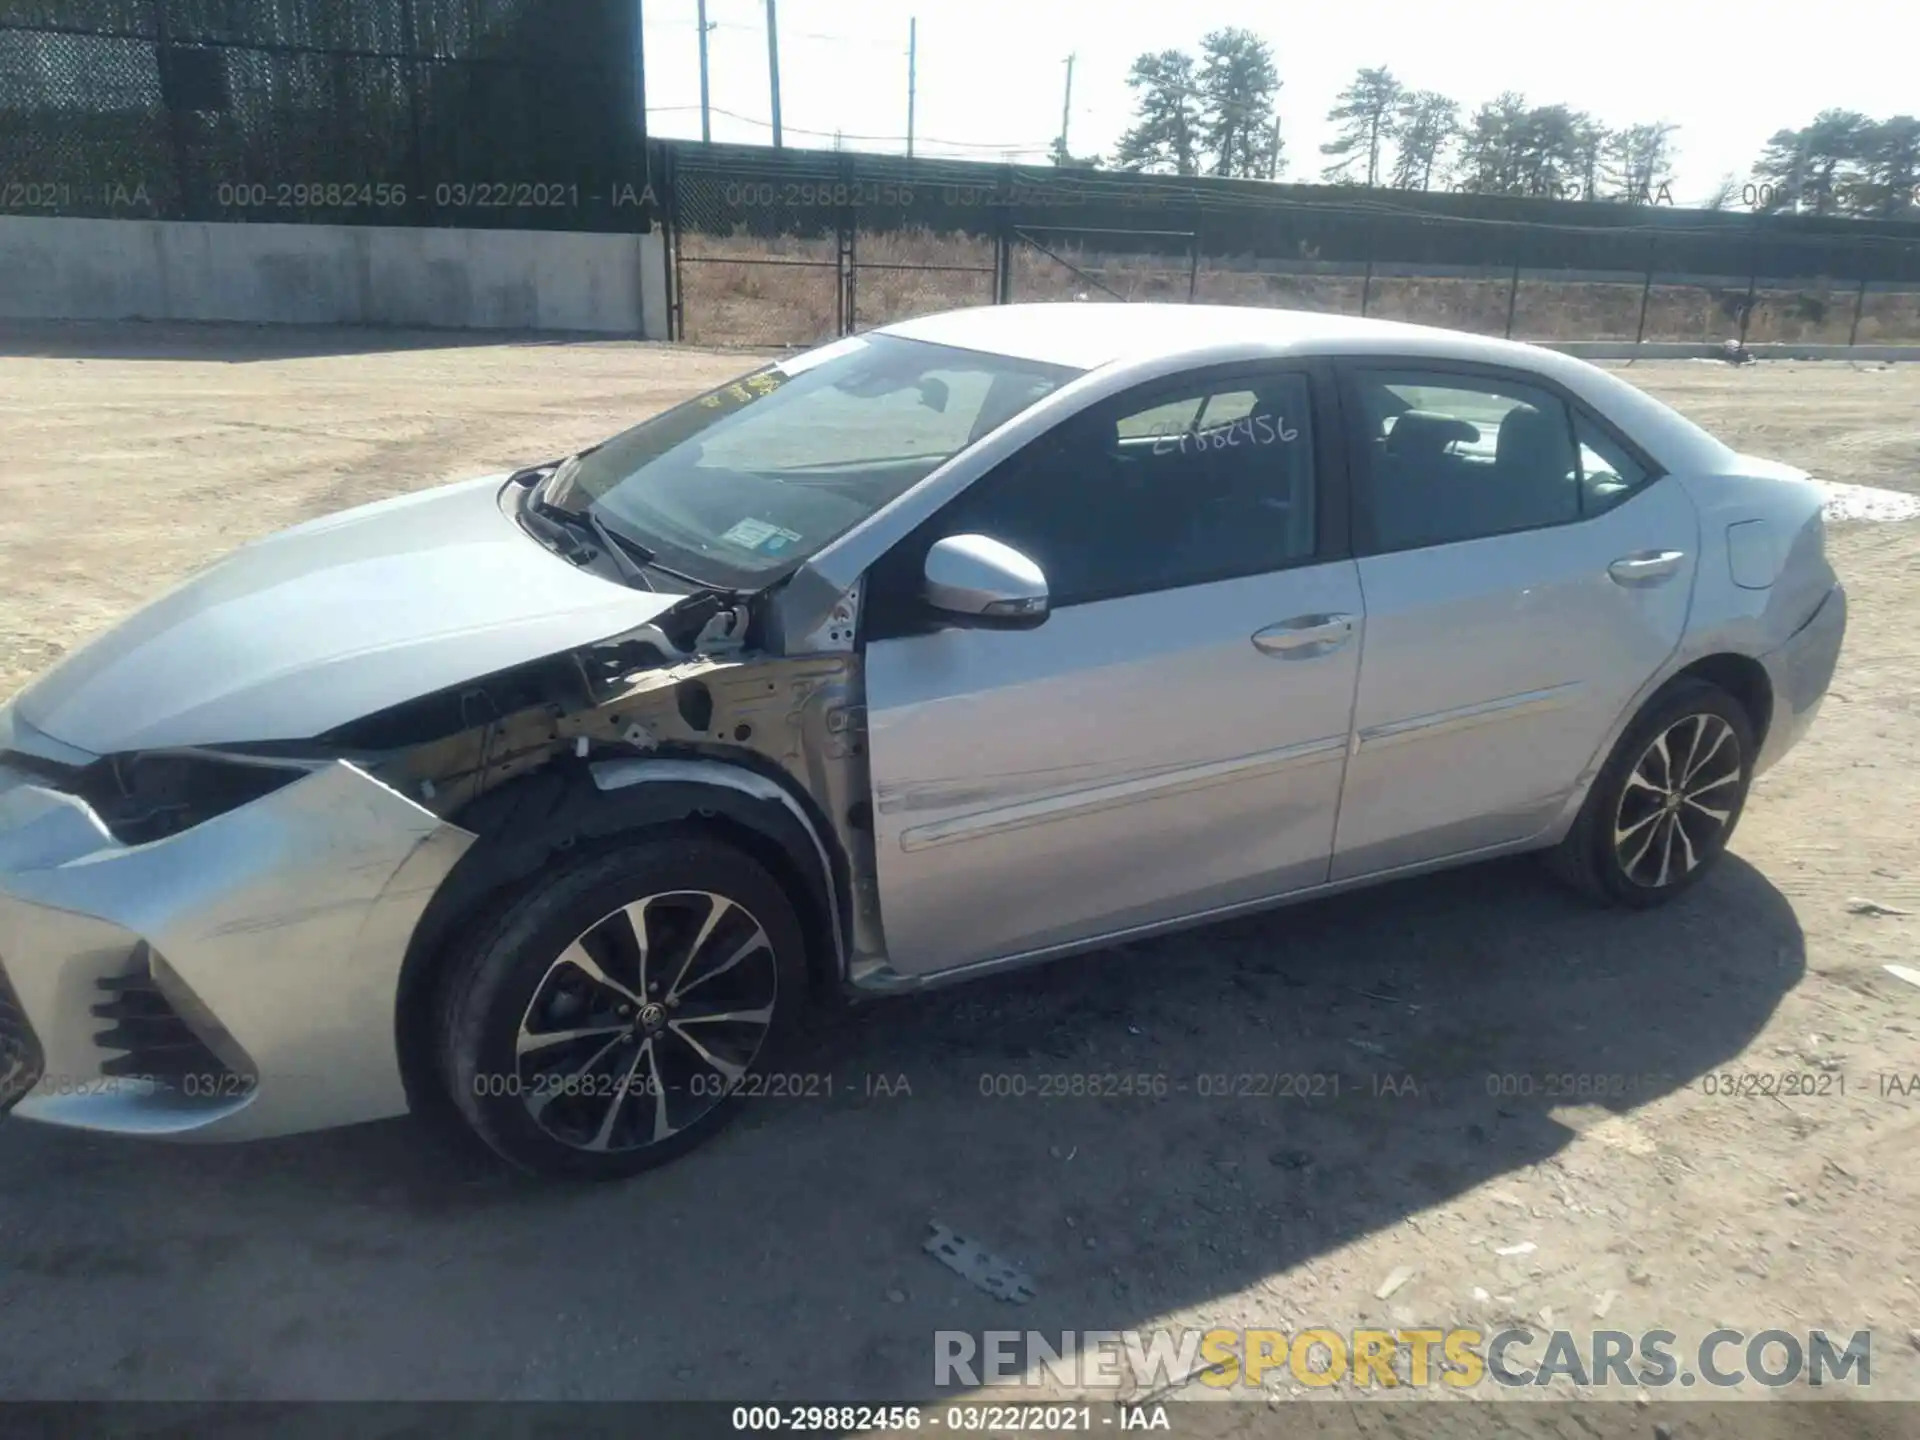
[1329,362,1698,880]
[860,362,1365,977]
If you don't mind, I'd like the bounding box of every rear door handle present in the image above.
[1608,550,1686,586]
[1252,613,1355,657]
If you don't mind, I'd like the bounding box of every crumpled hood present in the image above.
[11,475,683,754]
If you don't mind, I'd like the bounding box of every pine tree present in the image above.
[1320,67,1404,186]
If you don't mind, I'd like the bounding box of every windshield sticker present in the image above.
[774,334,870,377]
[719,517,806,555]
[700,369,788,411]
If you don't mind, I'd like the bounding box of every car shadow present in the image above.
[0,319,645,364]
[0,854,1804,1402]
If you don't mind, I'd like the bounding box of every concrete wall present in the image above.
[0,216,668,339]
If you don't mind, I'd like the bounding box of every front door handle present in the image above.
[1608,550,1686,586]
[1252,613,1355,657]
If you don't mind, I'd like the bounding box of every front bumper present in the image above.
[1754,581,1847,777]
[0,756,472,1141]
[0,956,43,1116]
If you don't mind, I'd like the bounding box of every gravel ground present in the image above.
[0,323,1917,1423]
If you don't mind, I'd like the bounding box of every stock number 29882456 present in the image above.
[721,182,914,208]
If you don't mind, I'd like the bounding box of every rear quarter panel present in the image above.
[1531,453,1836,843]
[1675,459,1836,661]
[1537,354,1832,666]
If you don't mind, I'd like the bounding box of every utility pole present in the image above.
[696,0,714,143]
[765,0,784,148]
[1056,52,1075,163]
[906,18,917,158]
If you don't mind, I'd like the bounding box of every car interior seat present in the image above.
[1374,410,1479,547]
[1149,382,1321,582]
[1479,402,1579,534]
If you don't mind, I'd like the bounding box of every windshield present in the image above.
[540,333,1081,590]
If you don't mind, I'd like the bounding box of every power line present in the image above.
[786,26,907,49]
[703,16,903,50]
[651,104,1055,152]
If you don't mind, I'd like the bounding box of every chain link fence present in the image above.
[1009,226,1198,304]
[0,0,651,230]
[661,146,1920,351]
[668,152,998,347]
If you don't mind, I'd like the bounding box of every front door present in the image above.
[861,363,1365,978]
[1328,363,1699,880]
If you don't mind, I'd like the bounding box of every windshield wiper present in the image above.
[522,478,657,590]
[578,507,659,588]
[519,449,739,597]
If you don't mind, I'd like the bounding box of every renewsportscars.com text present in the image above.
[934,1326,1873,1391]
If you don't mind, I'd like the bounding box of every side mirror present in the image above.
[922,534,1050,629]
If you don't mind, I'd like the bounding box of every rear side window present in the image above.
[1574,412,1653,516]
[1348,370,1580,552]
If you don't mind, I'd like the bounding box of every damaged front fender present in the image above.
[349,589,884,1078]
[589,756,849,979]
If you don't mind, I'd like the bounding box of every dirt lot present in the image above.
[1,323,1918,1422]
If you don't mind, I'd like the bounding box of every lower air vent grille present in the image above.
[92,952,254,1099]
[0,959,45,1116]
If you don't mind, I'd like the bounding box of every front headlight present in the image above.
[49,750,314,846]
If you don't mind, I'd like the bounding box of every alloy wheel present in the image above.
[512,890,777,1153]
[1612,712,1743,889]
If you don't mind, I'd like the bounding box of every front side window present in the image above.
[540,334,1080,589]
[930,369,1319,606]
[1349,370,1581,552]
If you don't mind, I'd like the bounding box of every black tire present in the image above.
[435,831,810,1180]
[1546,678,1756,909]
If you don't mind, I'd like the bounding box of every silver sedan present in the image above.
[0,305,1846,1178]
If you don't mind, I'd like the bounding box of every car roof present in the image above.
[878,303,1735,473]
[882,302,1529,371]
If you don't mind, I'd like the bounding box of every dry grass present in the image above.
[677,227,1920,350]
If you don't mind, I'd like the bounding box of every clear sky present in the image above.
[641,0,1915,205]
